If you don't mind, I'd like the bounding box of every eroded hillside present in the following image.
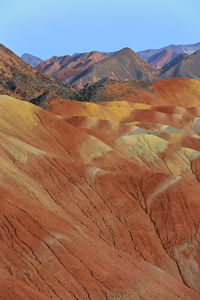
[0,92,200,299]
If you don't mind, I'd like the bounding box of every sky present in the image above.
[1,0,200,59]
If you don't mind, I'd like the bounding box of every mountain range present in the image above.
[21,41,200,87]
[137,41,200,69]
[137,41,200,61]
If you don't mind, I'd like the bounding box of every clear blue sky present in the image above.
[1,0,200,59]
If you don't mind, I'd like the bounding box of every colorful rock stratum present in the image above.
[1,77,200,299]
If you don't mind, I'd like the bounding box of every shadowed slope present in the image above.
[0,44,72,101]
[160,50,200,80]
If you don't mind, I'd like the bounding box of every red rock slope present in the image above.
[1,93,200,299]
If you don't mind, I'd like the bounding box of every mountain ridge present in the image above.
[32,42,200,87]
[137,41,200,60]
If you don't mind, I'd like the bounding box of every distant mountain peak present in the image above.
[21,53,43,67]
[118,47,134,52]
[115,47,137,56]
[19,41,200,86]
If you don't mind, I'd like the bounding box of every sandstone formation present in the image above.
[0,91,200,299]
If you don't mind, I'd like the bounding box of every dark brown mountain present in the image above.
[159,50,200,80]
[37,51,109,81]
[21,53,43,67]
[0,44,72,103]
[67,48,158,87]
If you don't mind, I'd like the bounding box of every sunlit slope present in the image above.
[58,100,200,178]
[0,95,200,299]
